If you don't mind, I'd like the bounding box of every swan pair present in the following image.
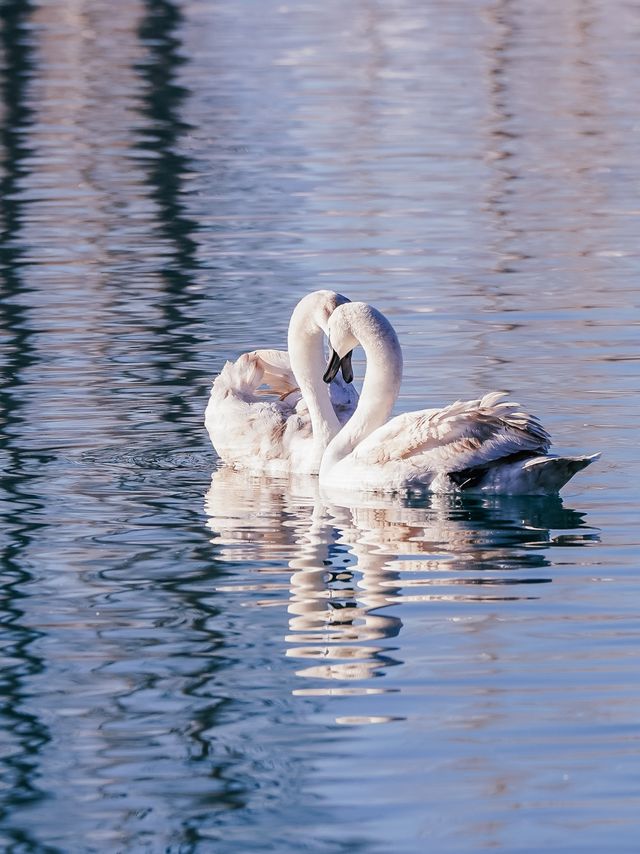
[205,291,598,494]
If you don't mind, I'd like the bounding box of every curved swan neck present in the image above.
[287,293,344,459]
[321,304,403,474]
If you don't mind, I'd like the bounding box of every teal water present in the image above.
[1,0,639,851]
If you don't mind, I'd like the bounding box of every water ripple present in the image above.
[0,0,637,849]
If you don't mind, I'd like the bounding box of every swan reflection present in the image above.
[204,468,598,701]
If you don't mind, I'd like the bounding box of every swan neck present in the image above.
[287,308,340,462]
[321,316,402,474]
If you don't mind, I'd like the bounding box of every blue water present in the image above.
[1,0,639,851]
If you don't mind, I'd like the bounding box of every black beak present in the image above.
[323,350,341,383]
[324,349,354,384]
[340,350,353,384]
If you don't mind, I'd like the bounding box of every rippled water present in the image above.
[1,0,639,851]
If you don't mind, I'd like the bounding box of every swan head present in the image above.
[289,290,354,385]
[289,289,350,338]
[323,303,367,384]
[324,302,400,385]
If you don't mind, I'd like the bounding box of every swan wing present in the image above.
[350,392,551,472]
[205,348,357,470]
[205,350,310,466]
[250,349,302,404]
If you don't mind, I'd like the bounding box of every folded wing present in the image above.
[350,391,551,473]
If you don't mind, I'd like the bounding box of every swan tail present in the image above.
[452,452,600,494]
[518,453,601,493]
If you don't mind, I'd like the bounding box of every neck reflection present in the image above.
[204,468,598,722]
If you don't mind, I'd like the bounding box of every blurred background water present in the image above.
[0,0,639,851]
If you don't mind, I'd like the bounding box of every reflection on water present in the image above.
[205,468,598,716]
[0,0,638,849]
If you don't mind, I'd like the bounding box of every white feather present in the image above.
[204,292,358,475]
[319,303,598,495]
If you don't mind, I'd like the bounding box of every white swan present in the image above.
[320,302,599,494]
[205,290,358,475]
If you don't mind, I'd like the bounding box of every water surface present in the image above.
[1,0,639,851]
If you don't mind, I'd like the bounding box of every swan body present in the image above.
[205,290,358,475]
[319,302,599,495]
